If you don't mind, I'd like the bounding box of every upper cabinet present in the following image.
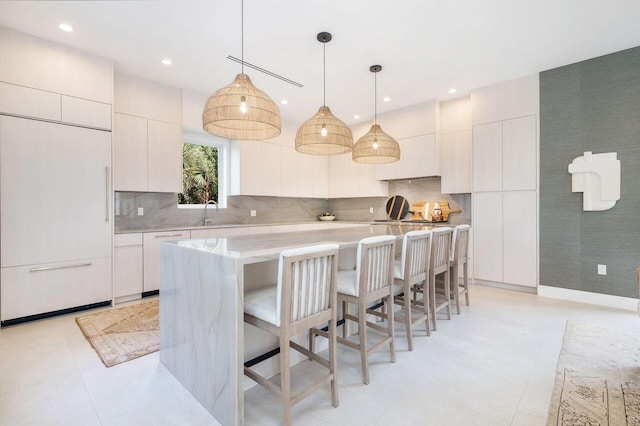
[370,101,440,180]
[113,73,182,193]
[440,96,472,194]
[0,27,113,129]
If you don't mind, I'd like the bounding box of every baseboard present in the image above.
[474,279,537,294]
[538,285,638,312]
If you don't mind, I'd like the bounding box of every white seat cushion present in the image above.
[337,270,358,297]
[393,259,403,279]
[244,285,279,326]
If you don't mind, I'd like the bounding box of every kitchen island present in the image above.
[159,224,435,425]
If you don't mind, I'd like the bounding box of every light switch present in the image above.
[597,264,607,275]
[369,207,374,214]
[137,207,144,216]
[250,210,257,217]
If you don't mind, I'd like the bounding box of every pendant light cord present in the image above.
[241,0,244,74]
[374,71,377,125]
[323,41,326,107]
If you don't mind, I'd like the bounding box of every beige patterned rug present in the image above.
[547,321,640,426]
[76,300,159,367]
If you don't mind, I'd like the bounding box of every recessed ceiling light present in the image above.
[383,96,390,102]
[448,88,457,94]
[161,58,172,66]
[353,115,360,120]
[280,99,288,105]
[58,23,73,32]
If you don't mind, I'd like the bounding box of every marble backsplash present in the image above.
[328,178,471,225]
[114,192,329,231]
[115,178,471,232]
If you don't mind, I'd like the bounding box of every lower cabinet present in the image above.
[114,233,143,302]
[143,230,191,293]
[1,257,111,321]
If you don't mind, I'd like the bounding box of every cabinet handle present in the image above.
[30,262,92,272]
[105,166,110,223]
[155,233,184,239]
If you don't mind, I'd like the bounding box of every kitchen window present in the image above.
[178,132,228,208]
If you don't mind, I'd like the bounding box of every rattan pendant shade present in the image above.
[295,32,353,155]
[295,106,353,155]
[352,65,400,164]
[203,73,281,140]
[352,124,400,163]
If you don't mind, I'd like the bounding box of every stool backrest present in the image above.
[356,235,396,296]
[431,227,453,275]
[277,244,339,326]
[451,225,471,264]
[400,230,432,283]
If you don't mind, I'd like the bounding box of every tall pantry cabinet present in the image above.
[0,26,114,324]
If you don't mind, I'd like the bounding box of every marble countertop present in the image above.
[166,224,443,262]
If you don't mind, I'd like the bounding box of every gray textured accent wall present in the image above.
[540,46,640,298]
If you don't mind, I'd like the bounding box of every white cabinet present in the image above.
[503,116,537,191]
[473,122,503,192]
[0,116,112,321]
[376,133,439,180]
[328,153,388,198]
[471,74,539,126]
[441,130,472,194]
[113,113,182,193]
[114,233,143,302]
[143,230,190,292]
[0,81,61,121]
[262,142,282,196]
[190,227,248,239]
[472,192,503,283]
[113,73,182,193]
[503,191,537,287]
[61,96,111,130]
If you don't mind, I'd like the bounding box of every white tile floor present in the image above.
[1,285,639,426]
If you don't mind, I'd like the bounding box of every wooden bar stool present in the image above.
[450,224,471,314]
[334,235,396,385]
[392,230,432,351]
[244,244,339,426]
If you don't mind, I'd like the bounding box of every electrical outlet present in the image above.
[250,210,257,217]
[369,207,374,214]
[137,207,144,216]
[597,264,607,275]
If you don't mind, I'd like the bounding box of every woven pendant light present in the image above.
[352,65,400,164]
[202,0,281,140]
[295,32,353,155]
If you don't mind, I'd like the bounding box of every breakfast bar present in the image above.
[158,224,434,425]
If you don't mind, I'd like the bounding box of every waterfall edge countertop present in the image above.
[158,224,440,426]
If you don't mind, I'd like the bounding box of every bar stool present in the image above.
[450,225,471,314]
[244,244,339,426]
[415,227,453,331]
[392,230,432,351]
[335,235,396,385]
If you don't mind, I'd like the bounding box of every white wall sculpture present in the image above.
[568,151,620,211]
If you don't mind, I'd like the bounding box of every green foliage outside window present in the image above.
[179,143,218,204]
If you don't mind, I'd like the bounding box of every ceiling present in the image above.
[1,1,640,127]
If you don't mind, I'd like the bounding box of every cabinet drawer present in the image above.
[114,233,143,247]
[0,257,111,321]
[114,245,143,299]
[0,82,61,121]
[143,230,191,292]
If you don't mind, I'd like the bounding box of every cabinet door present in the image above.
[148,120,182,193]
[473,122,502,192]
[473,192,503,282]
[280,146,299,197]
[311,155,329,198]
[503,191,537,287]
[441,130,472,194]
[0,116,111,267]
[402,133,438,178]
[114,245,143,299]
[61,96,112,130]
[262,142,281,196]
[357,163,388,197]
[114,113,147,191]
[502,115,537,191]
[143,230,190,292]
[296,150,315,197]
[328,153,357,198]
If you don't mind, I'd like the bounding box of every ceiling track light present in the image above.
[352,65,400,164]
[295,32,353,155]
[202,0,281,140]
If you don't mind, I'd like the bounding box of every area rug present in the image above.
[76,300,159,367]
[547,321,640,426]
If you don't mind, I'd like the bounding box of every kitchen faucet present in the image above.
[203,199,218,226]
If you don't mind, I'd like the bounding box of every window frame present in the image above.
[178,130,228,209]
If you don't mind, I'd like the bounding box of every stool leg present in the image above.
[388,292,396,363]
[329,311,339,407]
[430,272,437,331]
[403,281,413,351]
[463,262,470,306]
[444,267,452,320]
[342,300,348,339]
[452,265,461,314]
[280,333,292,426]
[359,300,369,385]
[422,280,431,336]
